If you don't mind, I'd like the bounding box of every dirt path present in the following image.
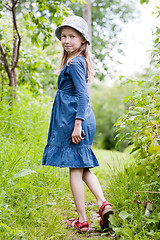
[66,202,116,240]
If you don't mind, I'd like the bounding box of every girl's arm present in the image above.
[69,57,89,121]
[69,57,89,144]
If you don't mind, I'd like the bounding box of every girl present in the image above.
[42,16,113,232]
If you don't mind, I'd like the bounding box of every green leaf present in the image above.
[140,0,150,4]
[112,227,124,233]
[148,145,160,154]
[13,169,38,179]
[155,38,159,44]
[123,95,132,102]
[24,14,29,21]
[0,222,20,234]
[155,94,160,100]
[148,87,157,94]
[0,0,2,11]
[119,75,126,80]
[129,110,138,115]
[109,215,117,226]
[136,164,147,176]
[119,211,130,220]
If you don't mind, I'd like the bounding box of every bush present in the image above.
[107,157,160,239]
[115,75,160,186]
[92,82,133,151]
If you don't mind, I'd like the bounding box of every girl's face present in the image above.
[61,26,85,57]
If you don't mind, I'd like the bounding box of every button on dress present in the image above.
[42,56,99,168]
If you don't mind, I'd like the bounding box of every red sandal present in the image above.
[66,218,89,232]
[99,201,114,229]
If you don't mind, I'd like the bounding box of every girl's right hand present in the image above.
[71,119,83,144]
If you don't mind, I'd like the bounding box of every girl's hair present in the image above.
[58,42,93,82]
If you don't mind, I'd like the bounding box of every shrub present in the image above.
[92,82,134,151]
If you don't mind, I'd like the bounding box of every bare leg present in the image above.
[69,168,87,223]
[82,168,112,209]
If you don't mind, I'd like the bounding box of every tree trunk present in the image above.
[11,6,18,95]
[83,0,92,101]
[83,0,92,49]
[0,43,13,87]
[0,0,21,100]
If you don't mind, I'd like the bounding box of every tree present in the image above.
[66,0,136,80]
[0,0,21,97]
[0,0,69,99]
[115,0,160,196]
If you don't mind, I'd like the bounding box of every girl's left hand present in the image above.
[71,119,83,144]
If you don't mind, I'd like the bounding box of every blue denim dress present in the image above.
[42,56,99,168]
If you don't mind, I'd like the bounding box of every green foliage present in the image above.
[115,1,160,194]
[92,82,134,150]
[0,87,71,239]
[140,0,150,4]
[0,88,159,239]
[0,14,60,99]
[0,0,2,11]
[152,8,160,66]
[0,0,69,100]
[0,0,69,49]
[18,47,58,95]
[94,150,160,239]
[112,4,160,237]
[22,0,69,49]
[66,0,136,80]
[71,0,86,3]
[115,75,160,185]
[106,158,160,239]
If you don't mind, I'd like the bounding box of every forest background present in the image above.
[0,0,160,239]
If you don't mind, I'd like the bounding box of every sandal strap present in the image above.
[66,218,89,230]
[99,201,113,217]
[66,218,78,227]
[71,219,78,227]
[75,220,89,229]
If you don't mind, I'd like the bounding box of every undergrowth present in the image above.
[0,87,159,239]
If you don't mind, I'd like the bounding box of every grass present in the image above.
[0,89,159,239]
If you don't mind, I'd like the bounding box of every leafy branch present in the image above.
[0,0,69,99]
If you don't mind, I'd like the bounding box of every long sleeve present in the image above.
[69,57,89,121]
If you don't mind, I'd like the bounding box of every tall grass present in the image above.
[0,88,71,239]
[0,88,159,239]
[93,150,160,240]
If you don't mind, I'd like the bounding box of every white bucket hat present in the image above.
[55,16,90,45]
